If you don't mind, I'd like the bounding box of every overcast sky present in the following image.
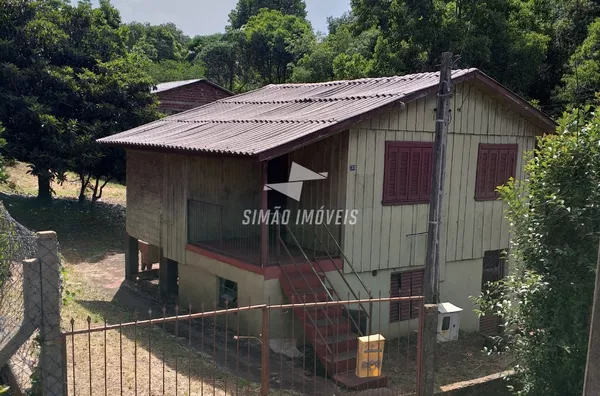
[99,0,351,37]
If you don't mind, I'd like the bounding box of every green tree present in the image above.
[144,59,206,84]
[0,0,159,201]
[228,0,307,29]
[191,33,242,91]
[243,9,314,84]
[126,22,189,61]
[475,106,600,395]
[556,18,600,107]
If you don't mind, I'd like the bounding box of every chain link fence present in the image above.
[0,203,64,396]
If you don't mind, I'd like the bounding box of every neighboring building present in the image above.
[152,79,233,114]
[100,69,555,389]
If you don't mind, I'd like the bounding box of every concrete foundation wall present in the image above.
[324,257,484,337]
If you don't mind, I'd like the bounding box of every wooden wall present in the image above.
[287,132,349,251]
[126,150,260,264]
[343,82,541,273]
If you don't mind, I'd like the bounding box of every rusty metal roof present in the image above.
[100,69,554,159]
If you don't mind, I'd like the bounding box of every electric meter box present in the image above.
[356,334,385,378]
[437,302,462,342]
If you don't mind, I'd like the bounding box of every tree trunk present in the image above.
[37,173,52,202]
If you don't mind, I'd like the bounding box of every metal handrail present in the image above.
[321,223,374,334]
[322,223,372,299]
[312,233,372,335]
[308,242,368,337]
[276,233,334,355]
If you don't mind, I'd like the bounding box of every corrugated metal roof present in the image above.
[100,69,552,157]
[152,79,201,93]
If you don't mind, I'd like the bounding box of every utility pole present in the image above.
[583,242,600,395]
[420,52,453,396]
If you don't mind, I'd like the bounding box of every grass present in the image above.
[0,162,126,205]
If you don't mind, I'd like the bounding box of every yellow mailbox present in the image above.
[356,334,385,378]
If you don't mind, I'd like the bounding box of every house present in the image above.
[152,79,233,114]
[99,68,555,388]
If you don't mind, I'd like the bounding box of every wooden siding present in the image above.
[343,82,540,273]
[287,132,349,252]
[126,150,261,263]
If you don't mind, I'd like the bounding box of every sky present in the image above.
[99,0,351,37]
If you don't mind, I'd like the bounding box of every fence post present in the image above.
[418,304,438,396]
[36,231,65,396]
[260,306,270,396]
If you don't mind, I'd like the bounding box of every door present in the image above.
[480,250,505,335]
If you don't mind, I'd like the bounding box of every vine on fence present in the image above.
[475,105,600,395]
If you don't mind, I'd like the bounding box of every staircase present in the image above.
[276,225,388,391]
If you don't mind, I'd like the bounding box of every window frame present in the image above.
[474,143,518,201]
[382,141,434,206]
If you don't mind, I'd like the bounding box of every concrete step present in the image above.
[332,371,388,391]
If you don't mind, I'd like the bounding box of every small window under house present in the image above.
[475,144,518,201]
[219,278,238,308]
[383,142,433,205]
[390,270,424,323]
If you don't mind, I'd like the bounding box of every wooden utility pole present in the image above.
[420,51,453,396]
[583,242,600,395]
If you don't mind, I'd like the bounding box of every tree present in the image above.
[228,0,307,29]
[556,19,600,107]
[243,9,314,84]
[126,22,189,61]
[191,33,242,91]
[0,0,159,201]
[144,59,206,84]
[475,106,600,395]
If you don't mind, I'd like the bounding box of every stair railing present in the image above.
[320,222,374,335]
[275,228,334,356]
[281,224,368,338]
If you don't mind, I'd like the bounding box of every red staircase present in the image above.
[279,263,388,390]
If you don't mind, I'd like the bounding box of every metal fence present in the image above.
[63,295,425,396]
[0,204,64,396]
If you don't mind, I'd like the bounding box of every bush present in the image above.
[475,106,600,395]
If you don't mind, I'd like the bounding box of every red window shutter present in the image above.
[384,145,400,202]
[476,144,519,200]
[420,147,433,201]
[410,270,424,319]
[399,272,412,321]
[407,149,422,201]
[476,148,489,199]
[390,273,401,323]
[383,142,433,205]
[486,149,499,198]
[396,148,410,201]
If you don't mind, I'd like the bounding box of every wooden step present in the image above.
[323,349,357,373]
[313,332,358,355]
[332,371,388,391]
[294,304,343,321]
[305,315,352,336]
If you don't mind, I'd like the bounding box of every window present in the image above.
[390,269,424,322]
[383,142,433,205]
[475,144,518,201]
[218,277,238,308]
[441,316,451,331]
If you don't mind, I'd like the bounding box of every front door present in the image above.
[480,250,505,335]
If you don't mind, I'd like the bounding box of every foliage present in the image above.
[243,9,314,84]
[228,0,307,29]
[126,21,189,61]
[143,59,206,84]
[474,106,600,395]
[0,0,160,202]
[557,19,600,106]
[190,33,242,91]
